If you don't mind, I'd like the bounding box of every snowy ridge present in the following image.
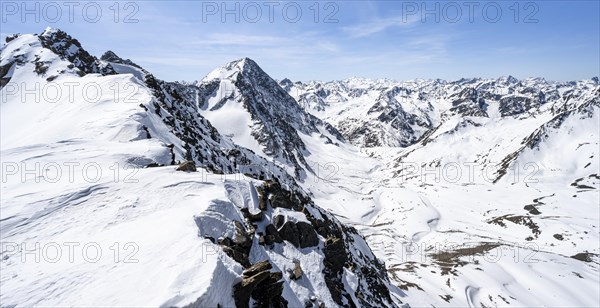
[0,28,397,308]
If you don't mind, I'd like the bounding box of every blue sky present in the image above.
[1,1,599,82]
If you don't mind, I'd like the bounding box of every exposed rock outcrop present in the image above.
[233,260,287,308]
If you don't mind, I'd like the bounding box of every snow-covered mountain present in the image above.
[0,28,397,308]
[283,76,598,148]
[197,58,344,180]
[1,28,598,307]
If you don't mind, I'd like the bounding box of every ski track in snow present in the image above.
[465,286,479,308]
[411,194,441,242]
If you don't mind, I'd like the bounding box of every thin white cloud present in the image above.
[131,32,341,73]
[182,32,340,57]
[343,15,420,38]
[188,33,287,46]
[488,46,546,55]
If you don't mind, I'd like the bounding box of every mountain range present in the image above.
[1,28,598,307]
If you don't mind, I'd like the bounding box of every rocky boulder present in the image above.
[278,221,300,247]
[291,260,303,280]
[233,260,287,308]
[176,161,197,172]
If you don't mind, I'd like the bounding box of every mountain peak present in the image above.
[38,27,78,48]
[101,50,143,69]
[498,75,519,84]
[101,50,120,60]
[202,57,265,82]
[35,27,115,76]
[230,57,258,67]
[40,26,63,37]
[227,57,262,74]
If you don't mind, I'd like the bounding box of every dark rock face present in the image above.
[0,62,16,88]
[449,88,489,117]
[296,222,319,248]
[324,237,346,273]
[38,28,115,76]
[192,179,395,306]
[255,180,319,248]
[233,260,287,308]
[499,96,539,117]
[308,209,395,307]
[270,193,294,210]
[322,237,347,305]
[259,180,309,212]
[265,224,283,244]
